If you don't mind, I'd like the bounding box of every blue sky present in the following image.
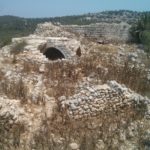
[0,0,150,18]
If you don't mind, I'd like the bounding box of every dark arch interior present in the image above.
[43,47,65,60]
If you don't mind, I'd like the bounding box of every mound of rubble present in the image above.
[59,80,149,120]
[35,22,75,38]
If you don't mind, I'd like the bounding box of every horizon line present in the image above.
[0,9,149,19]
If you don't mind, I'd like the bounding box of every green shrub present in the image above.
[140,30,150,54]
[0,36,11,47]
[130,12,150,54]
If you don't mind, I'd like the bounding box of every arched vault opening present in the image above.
[43,47,65,60]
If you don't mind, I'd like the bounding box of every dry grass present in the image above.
[0,77,28,102]
[23,61,39,73]
[30,102,146,150]
[103,60,149,94]
[10,40,27,64]
[78,52,150,94]
[44,61,81,99]
[92,44,118,53]
[0,114,25,150]
[0,90,147,149]
[20,48,150,100]
[0,45,149,149]
[10,40,27,55]
[0,46,149,106]
[0,70,4,81]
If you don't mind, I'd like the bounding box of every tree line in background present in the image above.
[0,10,141,47]
[0,16,52,47]
[0,13,104,47]
[0,10,150,55]
[130,12,150,55]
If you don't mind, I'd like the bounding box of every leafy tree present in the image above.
[140,30,150,54]
[130,12,150,54]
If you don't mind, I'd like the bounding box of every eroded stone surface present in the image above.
[59,80,149,119]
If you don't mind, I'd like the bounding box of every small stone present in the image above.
[96,139,105,150]
[39,64,45,73]
[69,143,79,150]
[70,103,77,110]
[59,96,66,102]
[69,111,73,115]
[89,88,95,93]
[77,98,82,103]
[83,105,89,110]
[89,96,93,100]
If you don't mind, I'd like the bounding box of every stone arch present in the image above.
[43,47,65,60]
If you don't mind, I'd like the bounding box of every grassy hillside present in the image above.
[0,10,144,47]
[0,16,50,47]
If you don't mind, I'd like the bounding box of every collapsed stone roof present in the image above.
[35,22,75,38]
[11,36,81,63]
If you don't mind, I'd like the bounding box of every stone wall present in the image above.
[59,80,147,120]
[63,22,131,42]
[34,22,131,43]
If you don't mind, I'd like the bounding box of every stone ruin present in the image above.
[62,22,131,42]
[10,22,131,64]
[35,22,132,43]
[11,36,81,64]
[59,79,149,120]
[0,21,150,149]
[1,23,149,116]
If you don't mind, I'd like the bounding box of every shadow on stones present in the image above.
[44,47,65,60]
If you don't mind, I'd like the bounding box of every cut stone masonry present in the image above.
[63,22,131,42]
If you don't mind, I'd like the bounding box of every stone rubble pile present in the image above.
[35,22,74,38]
[59,80,149,119]
[18,50,49,64]
[0,96,25,123]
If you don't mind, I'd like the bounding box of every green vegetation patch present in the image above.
[130,12,150,54]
